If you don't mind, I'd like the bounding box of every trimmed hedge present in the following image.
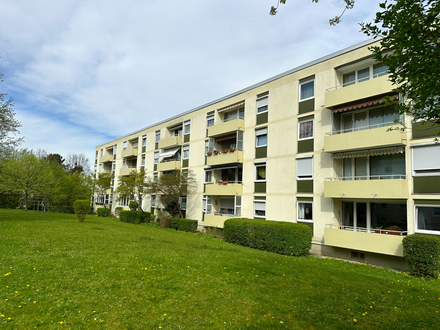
[119,211,155,224]
[73,200,90,222]
[403,234,440,278]
[97,208,110,217]
[224,218,312,256]
[171,218,198,232]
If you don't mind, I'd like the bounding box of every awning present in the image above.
[216,133,236,142]
[218,101,245,113]
[159,147,180,158]
[204,165,238,171]
[106,145,114,150]
[332,94,398,113]
[334,147,404,159]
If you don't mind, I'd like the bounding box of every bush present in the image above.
[59,205,74,214]
[73,200,90,222]
[119,211,155,224]
[223,218,312,257]
[160,217,171,228]
[129,201,138,211]
[403,234,440,278]
[0,193,20,209]
[114,207,123,217]
[171,218,198,232]
[97,208,110,217]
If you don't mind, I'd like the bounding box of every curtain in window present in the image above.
[370,154,405,179]
[256,166,266,180]
[298,202,312,220]
[299,121,313,139]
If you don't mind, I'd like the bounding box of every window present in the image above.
[142,135,147,147]
[151,195,156,208]
[114,144,117,154]
[224,108,244,121]
[155,130,160,143]
[119,197,129,207]
[373,63,388,77]
[95,150,98,159]
[100,149,103,157]
[99,164,102,173]
[342,63,389,87]
[123,141,127,150]
[298,120,314,140]
[254,200,266,219]
[220,197,235,215]
[141,155,145,167]
[340,107,397,133]
[203,196,212,214]
[300,80,314,101]
[298,202,313,223]
[256,128,267,147]
[256,95,268,114]
[183,145,189,159]
[205,170,212,183]
[184,120,191,135]
[180,197,187,210]
[416,205,440,234]
[112,161,116,171]
[412,145,440,176]
[154,151,159,164]
[297,157,313,180]
[94,165,97,174]
[207,112,214,128]
[255,163,266,182]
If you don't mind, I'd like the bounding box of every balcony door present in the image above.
[342,201,367,230]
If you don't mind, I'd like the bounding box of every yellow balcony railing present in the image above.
[121,148,138,158]
[158,136,182,149]
[157,160,181,172]
[99,154,113,163]
[119,167,137,176]
[208,118,244,137]
[205,182,242,196]
[207,150,243,166]
[204,214,235,228]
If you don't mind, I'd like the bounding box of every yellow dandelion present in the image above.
[354,319,357,322]
[164,313,167,316]
[33,301,36,304]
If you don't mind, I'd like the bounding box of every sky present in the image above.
[0,0,384,164]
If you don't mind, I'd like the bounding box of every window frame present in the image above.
[123,141,127,150]
[204,170,212,184]
[299,79,315,102]
[142,135,147,147]
[297,201,313,223]
[184,120,191,135]
[256,95,269,114]
[255,128,268,148]
[183,144,190,160]
[254,162,267,182]
[180,197,187,210]
[415,204,440,235]
[298,119,314,141]
[254,200,266,219]
[296,157,313,181]
[412,145,440,177]
[154,151,159,164]
[155,130,161,143]
[206,112,215,128]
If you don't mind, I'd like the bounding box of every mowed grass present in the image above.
[0,210,440,329]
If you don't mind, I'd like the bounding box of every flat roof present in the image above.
[97,37,378,148]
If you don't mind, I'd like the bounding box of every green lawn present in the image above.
[0,209,439,329]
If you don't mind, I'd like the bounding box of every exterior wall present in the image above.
[93,38,440,270]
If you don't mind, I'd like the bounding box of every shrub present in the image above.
[119,211,155,224]
[171,218,198,232]
[97,208,110,217]
[141,211,155,223]
[59,205,74,214]
[73,200,90,222]
[160,217,171,228]
[403,234,440,278]
[0,193,20,209]
[114,207,123,217]
[129,201,138,211]
[223,218,312,257]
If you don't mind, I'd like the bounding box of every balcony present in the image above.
[324,126,406,153]
[158,136,182,149]
[207,150,243,166]
[205,182,242,196]
[99,154,113,163]
[119,166,137,176]
[324,176,408,199]
[157,160,181,172]
[324,225,405,257]
[121,148,138,158]
[325,74,394,108]
[208,118,244,137]
[204,214,236,228]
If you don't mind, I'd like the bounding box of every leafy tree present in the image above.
[46,153,65,167]
[148,171,196,219]
[0,73,23,159]
[94,172,114,209]
[0,149,55,211]
[65,153,91,174]
[270,0,354,25]
[73,200,90,222]
[116,168,149,212]
[361,0,440,127]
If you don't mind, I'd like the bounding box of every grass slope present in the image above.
[0,209,439,329]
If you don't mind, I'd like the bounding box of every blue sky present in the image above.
[0,0,383,163]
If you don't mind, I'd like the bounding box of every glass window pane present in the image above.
[256,134,267,147]
[370,154,405,179]
[371,203,407,231]
[373,63,389,77]
[357,68,370,82]
[300,81,314,100]
[343,72,355,86]
[256,165,266,181]
[298,202,313,221]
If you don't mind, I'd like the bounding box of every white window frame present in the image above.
[255,128,268,148]
[296,157,313,180]
[297,201,313,223]
[206,112,214,128]
[141,155,145,167]
[184,120,191,135]
[155,130,161,143]
[183,145,189,160]
[415,204,440,235]
[180,197,187,210]
[299,79,315,102]
[256,95,269,114]
[298,119,314,141]
[142,135,147,147]
[123,141,127,150]
[254,200,266,219]
[254,162,267,182]
[412,145,440,177]
[204,170,212,184]
[154,151,159,164]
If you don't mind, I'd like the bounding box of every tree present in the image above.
[46,153,65,167]
[116,168,149,212]
[0,149,55,211]
[361,0,440,128]
[94,172,114,209]
[269,0,355,25]
[148,171,196,219]
[0,73,23,159]
[65,153,91,174]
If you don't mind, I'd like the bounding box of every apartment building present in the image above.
[94,38,440,269]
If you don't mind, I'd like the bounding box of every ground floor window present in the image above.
[298,202,313,223]
[416,205,440,234]
[254,200,266,219]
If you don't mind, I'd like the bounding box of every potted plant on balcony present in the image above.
[222,148,229,153]
[229,147,235,152]
[207,151,212,156]
[213,150,219,155]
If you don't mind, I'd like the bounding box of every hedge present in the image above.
[97,208,111,217]
[171,218,198,232]
[73,200,90,222]
[119,211,155,224]
[403,234,440,278]
[223,218,312,257]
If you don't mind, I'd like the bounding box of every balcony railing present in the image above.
[326,72,389,92]
[326,224,407,236]
[326,174,406,181]
[326,121,396,136]
[205,181,243,196]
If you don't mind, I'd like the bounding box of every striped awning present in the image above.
[216,133,236,142]
[333,147,404,159]
[218,101,245,113]
[331,94,398,113]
